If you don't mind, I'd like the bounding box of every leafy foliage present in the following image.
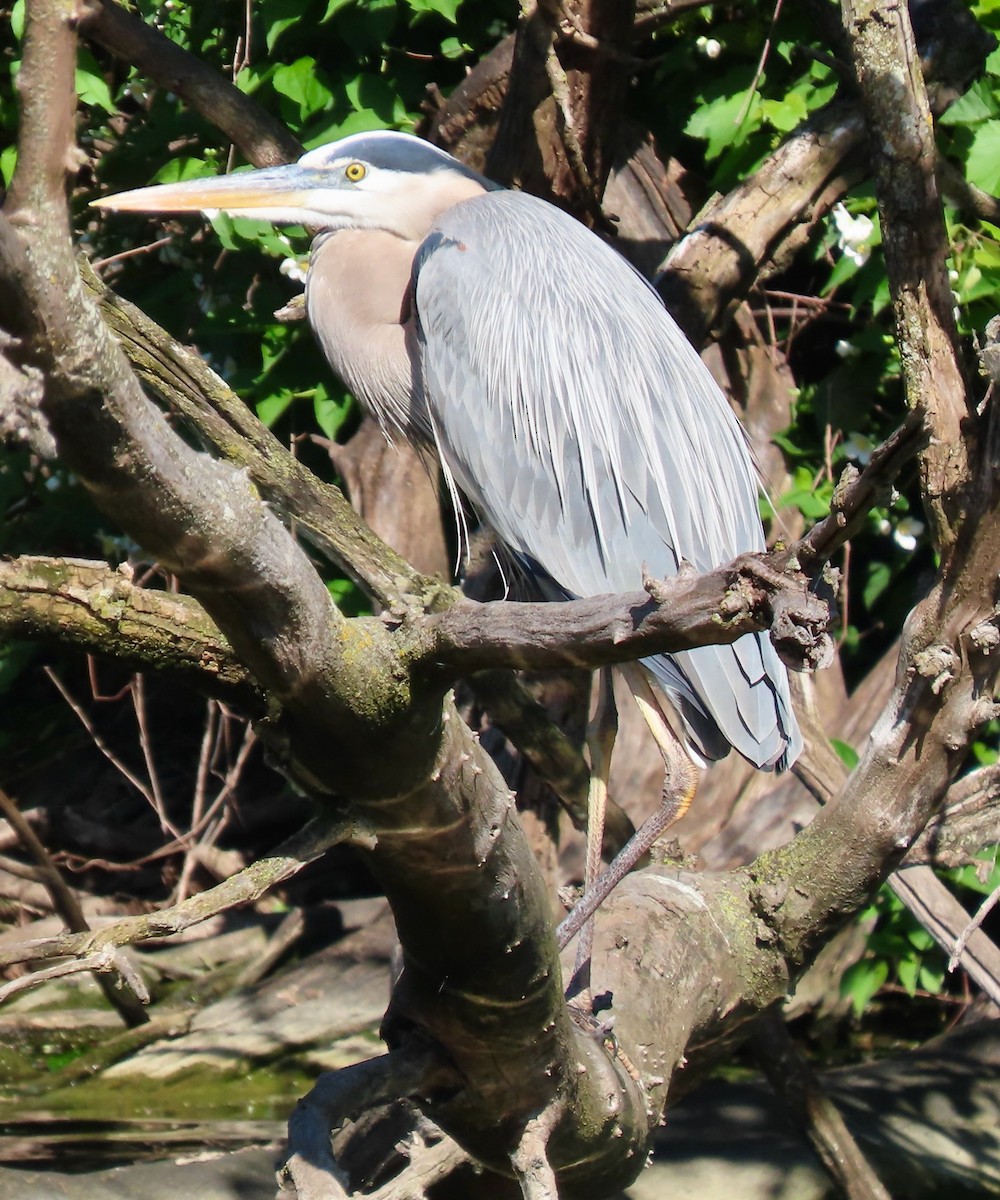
[1,0,998,1027]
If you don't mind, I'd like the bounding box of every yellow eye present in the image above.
[344,161,367,182]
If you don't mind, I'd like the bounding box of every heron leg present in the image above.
[566,668,617,1006]
[558,663,697,952]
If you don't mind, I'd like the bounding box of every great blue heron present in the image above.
[97,131,802,942]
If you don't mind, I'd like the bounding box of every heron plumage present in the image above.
[96,129,802,771]
[413,190,800,768]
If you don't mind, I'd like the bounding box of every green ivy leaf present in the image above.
[841,958,889,1016]
[152,157,216,184]
[76,48,115,113]
[406,0,463,22]
[0,146,17,188]
[966,121,1000,194]
[685,81,763,161]
[257,392,295,428]
[313,387,352,439]
[939,78,997,126]
[760,92,807,132]
[830,739,859,770]
[273,57,331,119]
[897,954,919,996]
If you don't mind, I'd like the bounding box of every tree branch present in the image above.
[0,554,260,706]
[841,0,975,547]
[424,412,925,677]
[80,0,302,168]
[279,1051,459,1200]
[0,811,364,971]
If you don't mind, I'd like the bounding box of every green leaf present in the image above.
[760,93,807,133]
[939,78,997,126]
[863,561,891,610]
[152,157,216,185]
[0,146,17,189]
[829,739,859,770]
[918,962,946,994]
[256,392,295,428]
[947,855,1000,895]
[313,386,352,439]
[685,80,763,161]
[273,57,331,119]
[966,121,1000,194]
[897,954,919,996]
[406,0,463,22]
[841,958,889,1016]
[76,48,115,113]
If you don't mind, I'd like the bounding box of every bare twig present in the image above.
[367,1138,471,1200]
[949,882,1000,974]
[43,666,163,817]
[0,812,369,970]
[509,1102,563,1200]
[0,786,149,1023]
[131,672,179,838]
[0,942,149,1007]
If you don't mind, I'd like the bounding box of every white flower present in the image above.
[696,35,722,59]
[893,516,924,552]
[831,202,874,268]
[280,256,309,286]
[842,432,875,466]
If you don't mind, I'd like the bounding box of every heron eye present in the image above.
[344,162,367,182]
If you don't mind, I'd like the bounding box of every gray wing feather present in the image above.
[414,191,801,769]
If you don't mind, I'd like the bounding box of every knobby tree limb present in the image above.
[842,0,974,547]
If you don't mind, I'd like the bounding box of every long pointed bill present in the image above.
[91,164,336,226]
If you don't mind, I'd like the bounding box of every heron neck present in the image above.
[306,228,427,439]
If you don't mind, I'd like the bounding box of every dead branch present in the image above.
[423,555,827,676]
[0,812,365,971]
[366,1138,471,1200]
[82,264,425,610]
[509,1101,563,1200]
[425,414,925,677]
[0,942,149,1007]
[905,765,1000,868]
[752,1008,892,1200]
[279,1050,459,1200]
[0,555,259,704]
[0,787,149,1025]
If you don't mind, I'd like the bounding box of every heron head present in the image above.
[92,130,494,240]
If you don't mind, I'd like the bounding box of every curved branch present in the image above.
[423,412,924,678]
[80,0,302,168]
[0,554,260,707]
[279,1050,460,1200]
[84,263,430,609]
